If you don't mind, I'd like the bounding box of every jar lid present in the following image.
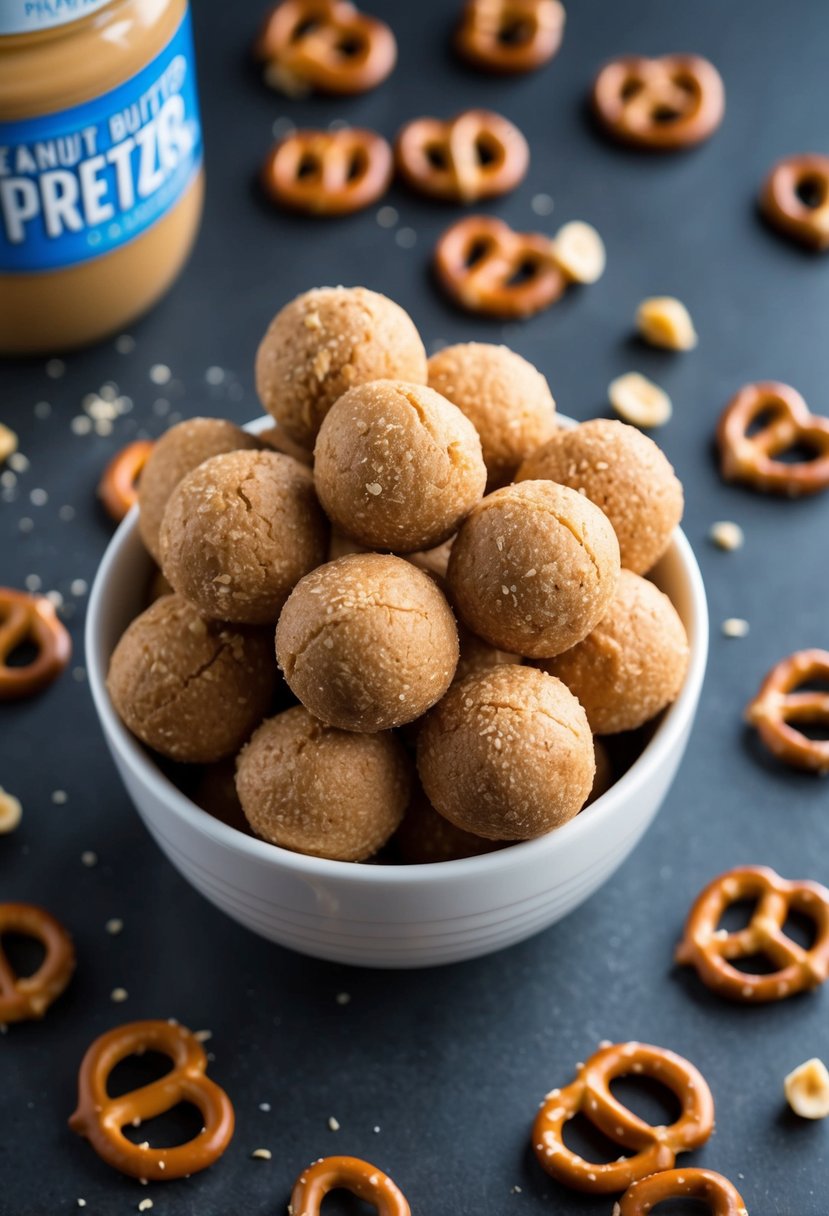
[0,0,114,36]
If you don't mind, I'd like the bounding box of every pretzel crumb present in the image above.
[81,851,98,867]
[710,520,744,551]
[110,987,128,1003]
[105,918,124,935]
[138,1200,153,1211]
[609,372,672,428]
[551,221,606,284]
[722,618,750,638]
[259,1102,271,1112]
[636,297,698,351]
[328,1116,340,1131]
[194,1029,212,1042]
[251,1148,273,1160]
[0,423,18,464]
[785,1058,829,1119]
[0,788,22,833]
[76,1202,86,1208]
[511,1185,523,1193]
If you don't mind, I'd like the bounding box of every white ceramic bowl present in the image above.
[86,416,708,969]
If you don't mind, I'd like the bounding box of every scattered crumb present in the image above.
[259,1102,271,1112]
[531,193,554,216]
[0,423,18,464]
[0,788,22,834]
[9,452,28,473]
[138,1200,153,1212]
[335,992,351,1006]
[328,1116,340,1131]
[785,1058,829,1119]
[70,579,88,597]
[77,1202,86,1209]
[194,1029,212,1042]
[635,297,698,351]
[18,517,34,534]
[45,358,65,379]
[205,366,225,386]
[116,334,136,354]
[722,618,749,638]
[395,227,417,249]
[376,205,398,228]
[105,918,124,935]
[373,1126,381,1133]
[51,789,68,805]
[58,505,75,521]
[251,1148,272,1160]
[111,987,128,1003]
[709,520,744,551]
[81,850,98,867]
[149,364,171,386]
[511,1185,523,1194]
[609,371,672,428]
[271,116,296,140]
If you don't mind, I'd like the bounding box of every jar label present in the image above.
[0,8,202,272]
[0,0,113,36]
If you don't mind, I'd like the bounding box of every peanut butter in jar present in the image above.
[0,0,204,354]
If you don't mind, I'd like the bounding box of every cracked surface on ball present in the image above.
[417,665,595,840]
[159,449,328,625]
[236,706,411,861]
[276,553,459,732]
[313,379,486,553]
[107,595,276,763]
[255,286,428,449]
[447,480,620,658]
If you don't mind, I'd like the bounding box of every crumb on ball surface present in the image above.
[394,783,502,865]
[517,418,683,575]
[255,286,428,449]
[107,595,276,763]
[538,570,689,734]
[417,665,595,841]
[276,553,459,732]
[447,480,620,659]
[313,379,486,553]
[159,449,329,625]
[427,342,556,489]
[236,706,411,861]
[138,417,260,562]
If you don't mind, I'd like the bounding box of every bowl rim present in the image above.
[86,415,708,887]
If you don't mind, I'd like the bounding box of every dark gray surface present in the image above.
[3,0,829,1212]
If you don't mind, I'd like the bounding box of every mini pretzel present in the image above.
[0,587,72,702]
[434,215,566,318]
[532,1041,714,1193]
[592,55,725,151]
[0,903,75,1022]
[746,650,829,774]
[69,1020,234,1180]
[255,0,396,96]
[761,155,829,251]
[455,0,565,74]
[717,381,829,496]
[618,1168,749,1216]
[98,440,154,523]
[395,110,529,204]
[676,865,829,1002]
[262,128,392,216]
[290,1156,411,1216]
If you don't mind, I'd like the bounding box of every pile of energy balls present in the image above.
[106,286,689,864]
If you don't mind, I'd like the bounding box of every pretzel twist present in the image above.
[98,440,154,523]
[0,903,75,1023]
[618,1168,749,1215]
[396,110,529,203]
[717,381,829,496]
[455,0,565,74]
[676,865,829,1002]
[290,1156,411,1216]
[255,0,396,96]
[0,587,72,701]
[592,54,725,150]
[746,649,829,773]
[69,1020,235,1180]
[262,128,392,215]
[434,215,566,318]
[761,154,829,251]
[532,1042,715,1193]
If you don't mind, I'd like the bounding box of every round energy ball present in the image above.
[255,286,428,449]
[427,342,557,489]
[394,784,501,865]
[417,665,595,840]
[538,570,690,733]
[447,480,620,659]
[160,449,328,625]
[236,706,411,861]
[107,595,276,763]
[138,417,260,562]
[516,419,683,575]
[313,380,487,553]
[276,553,459,732]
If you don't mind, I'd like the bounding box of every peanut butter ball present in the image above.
[160,450,328,625]
[417,666,594,840]
[255,286,428,449]
[394,783,501,864]
[447,480,620,659]
[539,570,689,733]
[427,343,557,489]
[517,419,683,575]
[313,380,487,553]
[107,595,276,763]
[138,418,260,562]
[276,554,459,732]
[236,706,411,861]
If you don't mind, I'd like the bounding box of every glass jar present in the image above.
[0,0,204,354]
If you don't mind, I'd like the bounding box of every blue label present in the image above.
[0,8,202,272]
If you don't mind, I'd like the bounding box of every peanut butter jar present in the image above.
[0,0,204,354]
